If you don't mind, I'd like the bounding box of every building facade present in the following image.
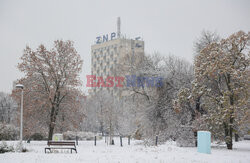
[90,36,144,97]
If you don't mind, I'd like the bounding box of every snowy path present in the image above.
[0,138,249,163]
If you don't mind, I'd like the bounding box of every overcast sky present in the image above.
[0,0,249,94]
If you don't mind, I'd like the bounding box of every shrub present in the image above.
[0,141,14,153]
[30,133,45,140]
[21,147,28,152]
[63,131,99,140]
[0,123,19,140]
[15,141,28,152]
[176,127,196,147]
[134,129,142,140]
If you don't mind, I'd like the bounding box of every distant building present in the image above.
[90,17,144,97]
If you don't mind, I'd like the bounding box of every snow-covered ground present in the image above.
[0,138,250,163]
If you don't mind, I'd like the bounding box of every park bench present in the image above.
[45,141,77,153]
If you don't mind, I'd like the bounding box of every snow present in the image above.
[0,138,250,163]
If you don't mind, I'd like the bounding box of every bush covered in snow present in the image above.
[0,141,14,153]
[63,131,101,140]
[0,123,19,140]
[15,141,28,152]
[176,127,196,147]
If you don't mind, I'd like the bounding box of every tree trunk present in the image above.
[226,94,234,150]
[109,121,112,145]
[235,133,239,142]
[100,121,104,136]
[227,117,233,150]
[48,106,57,140]
[226,137,232,150]
[224,121,233,150]
[109,119,114,145]
[48,123,55,140]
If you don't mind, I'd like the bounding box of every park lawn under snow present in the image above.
[0,138,250,163]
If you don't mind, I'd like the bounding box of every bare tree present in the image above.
[0,92,17,124]
[116,52,195,143]
[194,30,220,56]
[94,91,117,144]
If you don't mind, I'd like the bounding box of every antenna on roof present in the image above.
[117,17,121,38]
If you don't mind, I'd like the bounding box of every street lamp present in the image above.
[16,84,24,145]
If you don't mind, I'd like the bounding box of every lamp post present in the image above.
[16,84,24,145]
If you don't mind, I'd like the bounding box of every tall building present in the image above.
[90,17,144,96]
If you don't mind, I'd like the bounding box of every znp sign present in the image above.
[96,32,116,44]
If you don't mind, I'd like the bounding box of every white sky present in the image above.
[0,0,249,94]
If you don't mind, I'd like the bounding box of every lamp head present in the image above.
[16,84,24,89]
